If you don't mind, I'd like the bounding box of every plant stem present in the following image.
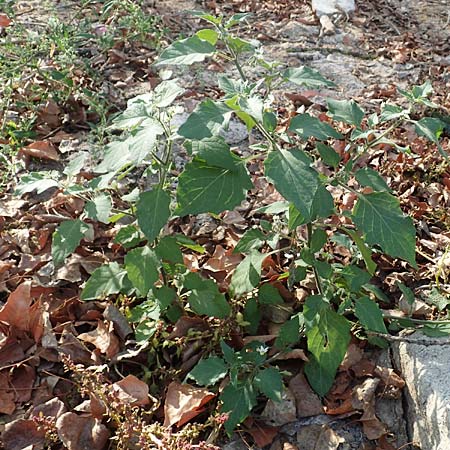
[307,222,324,296]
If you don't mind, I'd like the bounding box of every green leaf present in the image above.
[243,297,261,334]
[327,98,364,126]
[84,194,112,224]
[64,152,88,177]
[355,168,390,192]
[254,367,283,402]
[188,356,228,386]
[263,111,277,132]
[184,272,231,318]
[380,104,409,123]
[355,296,388,334]
[234,228,266,253]
[155,236,184,265]
[124,246,159,297]
[283,67,336,89]
[397,282,415,305]
[230,250,266,297]
[176,142,252,216]
[136,188,171,243]
[265,148,332,222]
[152,79,185,108]
[259,283,283,305]
[414,117,446,157]
[114,225,142,249]
[196,29,219,45]
[289,114,343,140]
[275,313,304,349]
[238,95,264,122]
[127,123,164,164]
[15,172,59,196]
[352,192,416,266]
[339,265,371,292]
[52,220,90,267]
[304,296,351,396]
[220,382,257,434]
[310,229,328,253]
[81,262,128,300]
[316,143,341,168]
[178,100,232,140]
[95,140,131,173]
[343,229,376,275]
[155,35,216,66]
[425,288,450,312]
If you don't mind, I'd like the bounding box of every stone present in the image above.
[311,0,356,17]
[392,333,450,450]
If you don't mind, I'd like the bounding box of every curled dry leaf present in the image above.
[261,387,297,426]
[114,374,150,407]
[288,372,323,418]
[0,281,32,332]
[163,382,215,427]
[19,141,60,161]
[77,320,120,359]
[56,412,110,450]
[247,422,279,447]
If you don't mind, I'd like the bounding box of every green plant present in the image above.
[14,11,448,435]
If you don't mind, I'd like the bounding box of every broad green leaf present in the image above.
[114,225,142,249]
[339,265,371,292]
[189,10,222,25]
[414,118,447,157]
[425,288,450,311]
[355,296,387,334]
[254,367,283,402]
[95,140,131,173]
[230,250,266,297]
[220,382,257,434]
[136,188,171,243]
[153,79,185,108]
[218,76,247,98]
[176,146,252,216]
[81,262,128,300]
[263,111,277,132]
[178,100,232,140]
[155,35,216,66]
[275,313,304,348]
[52,220,90,267]
[304,296,351,396]
[234,228,266,253]
[188,356,228,386]
[238,96,264,122]
[310,229,328,253]
[111,101,159,130]
[63,152,88,177]
[124,246,159,297]
[316,143,341,168]
[289,114,343,140]
[196,29,218,45]
[355,168,390,192]
[283,67,336,89]
[84,194,112,224]
[127,123,164,164]
[397,282,415,305]
[352,192,416,266]
[184,272,231,318]
[155,236,184,265]
[225,12,252,28]
[259,283,283,305]
[265,148,333,222]
[380,104,409,123]
[15,172,59,195]
[243,297,261,334]
[327,98,364,126]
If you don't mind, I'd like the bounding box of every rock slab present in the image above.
[392,333,450,450]
[311,0,355,17]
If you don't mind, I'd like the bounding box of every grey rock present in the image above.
[312,0,356,17]
[220,119,248,145]
[392,333,450,450]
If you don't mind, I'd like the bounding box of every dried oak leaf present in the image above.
[246,422,279,447]
[163,382,215,427]
[77,320,120,359]
[288,371,323,418]
[0,371,16,415]
[2,418,45,450]
[0,281,32,331]
[56,412,110,450]
[19,141,60,161]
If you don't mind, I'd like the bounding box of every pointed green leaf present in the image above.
[289,114,343,140]
[352,192,416,266]
[196,29,219,45]
[259,283,283,305]
[275,313,304,349]
[316,143,341,168]
[355,296,387,334]
[124,246,159,297]
[343,229,376,275]
[254,367,283,402]
[184,272,231,318]
[178,100,232,140]
[355,168,390,192]
[153,79,185,108]
[327,98,364,126]
[136,188,171,243]
[155,35,216,66]
[234,228,266,253]
[52,219,90,267]
[283,66,336,89]
[188,356,228,386]
[304,296,351,396]
[230,250,266,297]
[81,262,128,300]
[84,194,112,224]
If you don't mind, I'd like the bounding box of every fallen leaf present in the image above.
[78,320,120,359]
[261,388,297,426]
[0,281,32,332]
[11,364,35,403]
[289,372,323,418]
[56,412,110,450]
[0,371,16,414]
[0,13,11,27]
[19,141,60,161]
[114,375,150,407]
[296,424,343,450]
[163,382,215,427]
[2,419,45,450]
[247,422,279,447]
[103,304,133,340]
[32,397,67,418]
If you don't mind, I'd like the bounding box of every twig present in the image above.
[368,331,450,346]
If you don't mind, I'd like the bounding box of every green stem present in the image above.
[307,222,324,296]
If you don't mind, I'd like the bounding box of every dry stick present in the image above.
[368,331,450,346]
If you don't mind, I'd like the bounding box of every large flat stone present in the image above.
[392,333,450,450]
[311,0,355,17]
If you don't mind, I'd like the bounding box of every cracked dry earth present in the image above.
[2,0,449,449]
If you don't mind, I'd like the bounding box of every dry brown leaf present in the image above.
[56,412,110,450]
[0,13,11,27]
[247,422,279,447]
[11,365,35,403]
[2,419,45,450]
[339,343,363,371]
[0,371,16,414]
[103,304,133,340]
[163,382,215,427]
[114,375,150,407]
[19,141,60,161]
[288,372,323,418]
[0,281,32,332]
[77,320,120,359]
[296,424,343,450]
[203,245,242,272]
[32,397,67,418]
